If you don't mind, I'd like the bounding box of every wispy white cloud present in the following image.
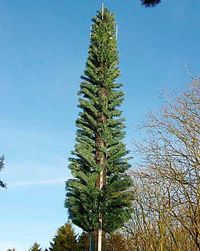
[9,178,66,188]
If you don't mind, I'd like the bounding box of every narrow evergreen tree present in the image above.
[28,242,42,251]
[49,222,77,251]
[65,7,133,251]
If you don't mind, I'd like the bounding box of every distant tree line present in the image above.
[8,222,127,251]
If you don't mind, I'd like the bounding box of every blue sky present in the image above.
[1,0,200,250]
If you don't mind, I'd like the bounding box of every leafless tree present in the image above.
[125,80,200,250]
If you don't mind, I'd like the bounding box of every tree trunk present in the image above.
[95,87,107,251]
[89,232,95,251]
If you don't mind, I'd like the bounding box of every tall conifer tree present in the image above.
[65,7,132,251]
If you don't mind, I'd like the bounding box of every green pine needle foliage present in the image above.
[28,242,42,251]
[65,7,133,234]
[49,222,77,251]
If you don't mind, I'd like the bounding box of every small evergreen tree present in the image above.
[49,222,77,251]
[28,242,42,251]
[65,7,133,251]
